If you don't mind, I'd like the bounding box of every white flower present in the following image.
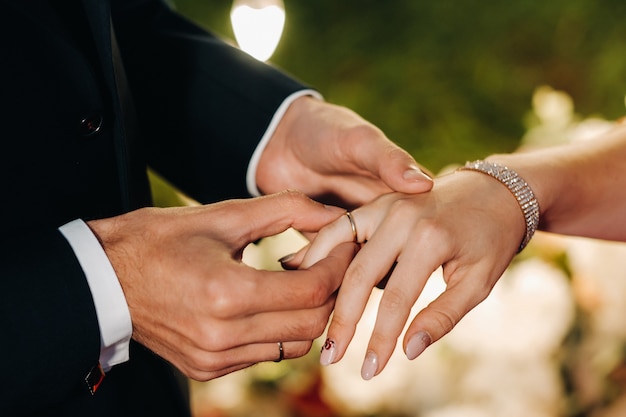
[565,237,626,339]
[456,356,565,417]
[446,258,575,358]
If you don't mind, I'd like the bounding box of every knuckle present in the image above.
[310,313,333,339]
[385,198,450,244]
[342,123,375,143]
[387,195,415,214]
[191,373,214,383]
[186,351,220,376]
[194,321,235,352]
[202,280,242,319]
[385,145,412,162]
[379,286,410,313]
[469,278,495,304]
[204,295,233,319]
[195,329,223,352]
[368,330,394,350]
[418,218,445,240]
[429,308,461,335]
[185,369,204,381]
[414,218,450,249]
[289,314,329,340]
[278,189,309,207]
[328,312,358,336]
[345,261,372,287]
[385,198,422,227]
[308,280,332,307]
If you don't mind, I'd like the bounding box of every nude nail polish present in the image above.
[320,338,337,366]
[361,350,378,380]
[405,331,432,360]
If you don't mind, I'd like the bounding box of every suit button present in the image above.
[78,113,103,136]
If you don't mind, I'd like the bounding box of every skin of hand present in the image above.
[87,191,359,381]
[490,123,626,241]
[256,96,433,209]
[292,172,526,380]
[290,122,626,380]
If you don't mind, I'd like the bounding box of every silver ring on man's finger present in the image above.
[273,342,284,363]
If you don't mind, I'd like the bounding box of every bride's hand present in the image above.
[291,170,526,379]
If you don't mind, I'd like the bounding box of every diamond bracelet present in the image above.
[457,160,540,252]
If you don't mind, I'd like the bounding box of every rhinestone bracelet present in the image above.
[457,160,540,252]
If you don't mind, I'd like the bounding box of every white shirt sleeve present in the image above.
[246,89,323,196]
[59,219,132,372]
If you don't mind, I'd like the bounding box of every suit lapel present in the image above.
[81,0,142,211]
[80,0,116,97]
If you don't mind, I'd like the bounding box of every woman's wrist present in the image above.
[457,160,539,252]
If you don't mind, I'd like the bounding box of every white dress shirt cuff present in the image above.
[246,89,324,196]
[59,219,132,372]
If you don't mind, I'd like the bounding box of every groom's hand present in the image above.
[256,96,433,208]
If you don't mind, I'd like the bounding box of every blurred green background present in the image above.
[170,0,626,172]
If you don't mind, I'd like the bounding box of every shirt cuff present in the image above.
[59,219,132,372]
[246,89,324,197]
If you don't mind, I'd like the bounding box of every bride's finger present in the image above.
[402,263,496,360]
[320,220,404,366]
[300,210,364,268]
[360,239,445,379]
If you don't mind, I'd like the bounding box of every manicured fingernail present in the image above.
[405,331,432,360]
[320,338,337,366]
[403,168,432,182]
[361,350,378,380]
[278,253,296,264]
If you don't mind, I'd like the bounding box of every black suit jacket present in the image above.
[0,0,305,415]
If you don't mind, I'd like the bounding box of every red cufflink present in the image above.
[85,362,105,395]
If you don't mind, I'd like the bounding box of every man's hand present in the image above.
[88,191,357,381]
[256,96,433,208]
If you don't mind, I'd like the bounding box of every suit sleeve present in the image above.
[112,0,310,203]
[0,229,101,413]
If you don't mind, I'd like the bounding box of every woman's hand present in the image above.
[291,171,526,379]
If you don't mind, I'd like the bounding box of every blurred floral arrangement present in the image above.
[151,87,626,417]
